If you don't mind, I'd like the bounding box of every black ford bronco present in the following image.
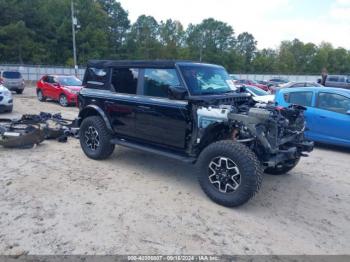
[77,60,313,207]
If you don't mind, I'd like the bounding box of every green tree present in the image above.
[127,15,161,59]
[236,32,257,72]
[159,19,185,59]
[97,0,130,58]
[186,18,235,65]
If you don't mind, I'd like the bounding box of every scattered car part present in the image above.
[0,112,79,148]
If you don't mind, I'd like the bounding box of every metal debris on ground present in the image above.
[0,112,79,148]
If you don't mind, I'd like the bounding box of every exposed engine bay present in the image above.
[191,93,314,168]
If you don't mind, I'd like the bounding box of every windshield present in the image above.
[246,86,269,96]
[180,65,235,95]
[3,71,21,79]
[57,76,82,86]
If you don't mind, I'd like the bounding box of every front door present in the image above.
[134,68,189,149]
[311,92,350,144]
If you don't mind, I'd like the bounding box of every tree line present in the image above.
[0,0,349,74]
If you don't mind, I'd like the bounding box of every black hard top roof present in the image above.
[87,60,223,69]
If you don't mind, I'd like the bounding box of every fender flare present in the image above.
[78,105,113,132]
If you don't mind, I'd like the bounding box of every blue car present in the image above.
[275,87,350,148]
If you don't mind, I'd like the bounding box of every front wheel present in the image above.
[197,141,263,207]
[264,158,300,175]
[16,89,23,94]
[79,116,115,160]
[59,94,68,107]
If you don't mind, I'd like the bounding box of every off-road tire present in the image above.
[197,140,263,207]
[37,89,46,102]
[16,89,23,94]
[264,158,300,175]
[79,116,115,160]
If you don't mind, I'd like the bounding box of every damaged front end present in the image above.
[228,104,314,168]
[190,93,313,169]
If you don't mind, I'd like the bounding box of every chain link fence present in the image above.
[0,64,321,83]
[0,64,85,81]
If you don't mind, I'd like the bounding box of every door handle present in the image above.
[320,115,327,119]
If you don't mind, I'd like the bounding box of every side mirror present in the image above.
[52,82,60,87]
[168,85,188,100]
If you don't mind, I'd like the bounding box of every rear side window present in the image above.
[317,92,350,114]
[292,83,305,87]
[3,71,21,78]
[111,68,138,94]
[143,69,180,98]
[85,67,109,89]
[285,91,313,107]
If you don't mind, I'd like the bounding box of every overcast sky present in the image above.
[118,0,350,49]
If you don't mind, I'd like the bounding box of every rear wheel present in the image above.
[37,89,46,102]
[59,94,68,107]
[197,141,263,207]
[79,116,115,160]
[16,89,23,94]
[264,158,300,175]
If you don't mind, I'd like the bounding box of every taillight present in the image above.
[0,77,3,84]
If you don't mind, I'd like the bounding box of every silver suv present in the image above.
[0,84,13,113]
[325,75,350,89]
[0,71,25,94]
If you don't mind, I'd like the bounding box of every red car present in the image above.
[36,75,82,106]
[236,79,270,92]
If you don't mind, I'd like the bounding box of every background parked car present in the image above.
[36,75,82,107]
[324,75,350,89]
[271,81,322,93]
[267,78,289,88]
[229,74,239,82]
[241,85,275,103]
[235,79,270,92]
[0,70,25,94]
[0,84,13,113]
[275,87,350,148]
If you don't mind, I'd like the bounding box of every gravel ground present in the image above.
[0,86,349,255]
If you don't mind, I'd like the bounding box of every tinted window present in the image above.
[85,67,109,89]
[286,91,313,107]
[46,76,55,83]
[3,71,21,79]
[327,76,338,82]
[111,68,138,94]
[338,76,346,82]
[143,69,180,98]
[317,92,350,114]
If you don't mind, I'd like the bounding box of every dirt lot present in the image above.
[0,86,349,255]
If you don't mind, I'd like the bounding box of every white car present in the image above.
[244,85,275,103]
[0,84,13,113]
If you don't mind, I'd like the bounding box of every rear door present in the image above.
[105,67,140,138]
[45,76,57,99]
[134,68,189,150]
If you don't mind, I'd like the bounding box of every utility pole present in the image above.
[71,0,78,76]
